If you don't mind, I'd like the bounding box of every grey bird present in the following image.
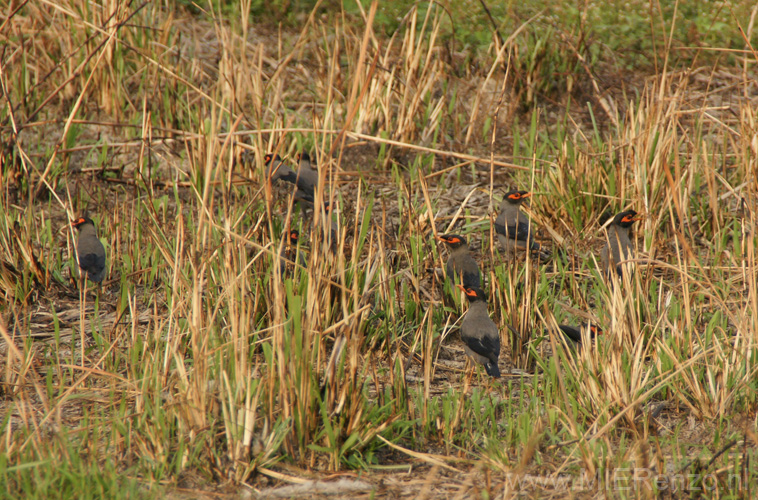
[494,190,543,257]
[436,234,481,288]
[600,209,641,278]
[263,153,296,184]
[280,228,307,277]
[555,323,603,347]
[456,285,501,378]
[264,153,316,206]
[73,216,106,283]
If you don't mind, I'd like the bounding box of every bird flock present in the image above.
[72,151,642,381]
[435,189,639,378]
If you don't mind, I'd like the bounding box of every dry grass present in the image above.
[2,0,758,498]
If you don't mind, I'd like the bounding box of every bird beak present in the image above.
[435,235,445,242]
[623,214,644,223]
[455,284,466,291]
[522,192,532,198]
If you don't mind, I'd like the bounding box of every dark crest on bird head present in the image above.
[505,190,532,204]
[456,284,486,302]
[437,234,466,247]
[615,210,641,227]
[72,216,94,228]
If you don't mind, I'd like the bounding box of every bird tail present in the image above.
[485,362,501,378]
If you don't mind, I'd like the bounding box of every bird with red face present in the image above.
[555,323,602,348]
[456,285,501,378]
[72,216,106,284]
[436,234,481,288]
[264,152,320,207]
[601,209,642,279]
[494,189,544,258]
[279,228,307,277]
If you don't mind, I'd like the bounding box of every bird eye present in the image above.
[265,154,271,161]
[450,237,460,243]
[510,193,520,199]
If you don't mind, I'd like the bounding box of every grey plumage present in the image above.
[494,190,541,255]
[264,153,318,206]
[457,285,501,378]
[73,216,106,283]
[600,210,640,278]
[437,234,481,288]
[264,154,296,184]
[295,152,319,196]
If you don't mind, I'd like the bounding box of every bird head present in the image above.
[504,189,532,205]
[436,233,467,249]
[613,210,642,228]
[589,324,603,337]
[264,153,281,165]
[455,284,487,302]
[72,216,95,229]
[288,229,300,244]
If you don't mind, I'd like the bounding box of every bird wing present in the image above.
[494,221,533,243]
[294,189,315,205]
[462,269,480,288]
[79,253,105,272]
[558,325,582,343]
[275,169,299,185]
[462,331,500,364]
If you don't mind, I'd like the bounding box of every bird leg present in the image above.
[463,360,474,392]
